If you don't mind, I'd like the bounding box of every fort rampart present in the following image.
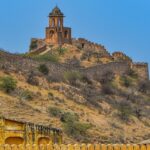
[0,51,149,80]
[72,38,110,56]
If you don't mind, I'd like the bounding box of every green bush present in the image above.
[61,112,91,138]
[38,64,49,75]
[48,92,54,99]
[118,101,133,121]
[32,54,59,63]
[64,121,91,138]
[48,107,62,117]
[20,90,33,101]
[120,76,132,87]
[57,47,67,55]
[64,71,82,85]
[60,112,79,123]
[0,76,17,93]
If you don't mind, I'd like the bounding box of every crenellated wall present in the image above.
[72,38,110,56]
[0,144,149,150]
[112,52,132,62]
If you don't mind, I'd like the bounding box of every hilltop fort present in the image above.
[29,6,149,80]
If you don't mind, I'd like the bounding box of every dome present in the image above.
[49,6,64,17]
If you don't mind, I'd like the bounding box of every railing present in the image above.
[0,144,149,150]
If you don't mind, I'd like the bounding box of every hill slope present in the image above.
[0,49,150,144]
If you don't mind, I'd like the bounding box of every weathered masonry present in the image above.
[0,117,62,145]
[45,6,72,45]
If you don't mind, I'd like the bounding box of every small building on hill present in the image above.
[45,6,72,45]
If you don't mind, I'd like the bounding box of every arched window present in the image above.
[38,137,50,145]
[5,137,24,145]
[50,30,54,38]
[58,19,61,27]
[52,19,55,27]
[64,31,68,38]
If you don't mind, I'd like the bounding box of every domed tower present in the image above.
[45,6,72,45]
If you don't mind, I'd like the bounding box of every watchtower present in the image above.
[45,6,72,45]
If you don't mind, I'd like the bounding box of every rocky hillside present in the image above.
[0,49,150,144]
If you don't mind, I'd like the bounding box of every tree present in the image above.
[0,76,17,93]
[118,101,133,122]
[38,64,49,75]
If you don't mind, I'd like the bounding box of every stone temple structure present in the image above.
[45,6,72,45]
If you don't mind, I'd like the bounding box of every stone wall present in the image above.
[82,62,130,78]
[112,51,132,62]
[29,38,46,52]
[132,63,149,80]
[72,38,110,57]
[0,52,129,79]
[0,51,149,81]
[0,143,149,149]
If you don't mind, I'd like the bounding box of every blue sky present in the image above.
[0,0,150,72]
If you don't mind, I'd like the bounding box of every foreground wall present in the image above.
[0,144,149,150]
[0,118,62,146]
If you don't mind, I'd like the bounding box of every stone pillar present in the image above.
[0,118,5,145]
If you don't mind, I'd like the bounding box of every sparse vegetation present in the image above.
[20,90,33,101]
[32,54,59,62]
[0,43,149,143]
[127,69,138,79]
[61,112,91,139]
[118,101,133,122]
[48,107,62,117]
[27,72,39,86]
[38,64,49,75]
[57,47,67,55]
[48,92,54,100]
[120,76,132,87]
[60,112,79,123]
[64,121,91,139]
[0,76,17,93]
[64,71,82,85]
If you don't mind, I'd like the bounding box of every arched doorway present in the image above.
[5,137,24,145]
[38,137,50,145]
[64,31,68,38]
[50,30,54,39]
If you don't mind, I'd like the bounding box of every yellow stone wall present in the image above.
[0,144,149,150]
[0,118,62,146]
